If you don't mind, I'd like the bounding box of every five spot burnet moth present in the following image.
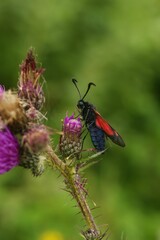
[72,79,125,151]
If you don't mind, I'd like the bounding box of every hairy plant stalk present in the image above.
[46,145,67,178]
[67,170,100,235]
[46,145,101,239]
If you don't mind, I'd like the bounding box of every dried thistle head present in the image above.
[0,88,27,132]
[18,49,45,110]
[59,113,82,159]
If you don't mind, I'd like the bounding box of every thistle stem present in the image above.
[46,145,67,178]
[67,170,100,234]
[46,145,101,239]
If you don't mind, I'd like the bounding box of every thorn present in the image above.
[121,231,127,240]
[72,205,78,208]
[75,211,82,216]
[90,206,101,211]
[60,187,72,194]
[94,214,102,219]
[91,199,97,207]
[105,231,111,240]
[57,173,62,179]
[70,196,76,201]
[100,226,110,240]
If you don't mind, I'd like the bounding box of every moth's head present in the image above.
[77,100,85,110]
[72,78,96,110]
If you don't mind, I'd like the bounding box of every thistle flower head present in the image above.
[19,124,50,176]
[22,124,51,153]
[0,89,27,132]
[64,114,82,136]
[18,49,45,110]
[59,113,82,159]
[0,126,20,174]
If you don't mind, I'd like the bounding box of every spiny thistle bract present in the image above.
[19,150,46,177]
[18,49,45,111]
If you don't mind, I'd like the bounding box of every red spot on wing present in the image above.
[95,111,115,136]
[95,110,125,147]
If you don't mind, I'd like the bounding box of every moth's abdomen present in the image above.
[88,125,106,151]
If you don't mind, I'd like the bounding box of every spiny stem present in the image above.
[46,145,67,178]
[67,169,100,234]
[46,145,101,239]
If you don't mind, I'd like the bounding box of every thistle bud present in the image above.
[22,124,51,153]
[0,126,20,174]
[59,114,82,159]
[18,50,45,110]
[20,124,50,176]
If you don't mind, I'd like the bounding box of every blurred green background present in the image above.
[0,0,160,239]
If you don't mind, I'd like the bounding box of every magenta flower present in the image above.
[0,127,20,174]
[59,114,82,159]
[64,114,82,136]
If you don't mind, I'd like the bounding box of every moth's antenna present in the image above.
[72,78,81,99]
[82,82,96,100]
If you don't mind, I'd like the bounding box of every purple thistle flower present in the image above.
[64,114,82,136]
[60,113,82,159]
[0,127,20,174]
